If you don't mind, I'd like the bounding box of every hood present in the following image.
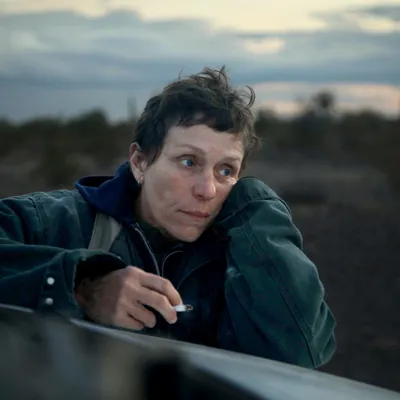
[75,161,139,225]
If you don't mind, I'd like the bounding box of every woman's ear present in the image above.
[129,143,147,184]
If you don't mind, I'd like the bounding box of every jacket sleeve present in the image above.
[216,178,336,369]
[0,194,125,317]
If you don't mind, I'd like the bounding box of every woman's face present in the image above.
[130,124,244,242]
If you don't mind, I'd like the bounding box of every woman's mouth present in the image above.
[181,211,210,219]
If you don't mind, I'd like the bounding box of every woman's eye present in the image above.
[180,158,195,167]
[220,167,233,177]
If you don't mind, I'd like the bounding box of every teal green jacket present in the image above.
[0,164,336,368]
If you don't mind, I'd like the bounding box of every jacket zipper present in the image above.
[133,224,221,290]
[133,226,161,276]
[176,264,204,291]
[160,250,183,277]
[132,225,198,317]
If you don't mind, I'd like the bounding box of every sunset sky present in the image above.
[0,0,399,121]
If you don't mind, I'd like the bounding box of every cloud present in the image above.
[312,4,400,33]
[253,82,400,116]
[0,11,251,89]
[0,0,107,16]
[0,5,399,120]
[352,4,400,22]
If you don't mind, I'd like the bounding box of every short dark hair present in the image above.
[132,66,259,170]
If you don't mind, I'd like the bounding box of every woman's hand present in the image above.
[75,266,182,330]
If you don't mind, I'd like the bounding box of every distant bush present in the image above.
[0,91,399,194]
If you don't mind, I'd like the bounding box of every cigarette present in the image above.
[173,304,193,312]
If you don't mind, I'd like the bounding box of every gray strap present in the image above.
[88,212,122,252]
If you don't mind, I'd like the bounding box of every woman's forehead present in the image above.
[164,124,244,156]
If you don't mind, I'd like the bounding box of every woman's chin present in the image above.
[167,225,205,243]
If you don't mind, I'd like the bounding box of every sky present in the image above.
[0,0,399,121]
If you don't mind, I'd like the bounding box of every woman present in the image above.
[0,67,336,368]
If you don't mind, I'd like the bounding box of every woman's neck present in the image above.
[133,194,178,253]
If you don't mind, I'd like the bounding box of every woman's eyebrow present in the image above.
[175,144,206,155]
[175,144,241,163]
[223,156,242,164]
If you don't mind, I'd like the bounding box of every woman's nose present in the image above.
[193,173,216,201]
